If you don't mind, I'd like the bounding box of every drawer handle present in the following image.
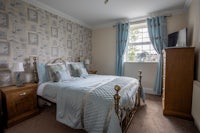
[19,92,26,96]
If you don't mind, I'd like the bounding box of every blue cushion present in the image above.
[37,63,49,84]
[78,68,88,78]
[69,62,85,77]
[47,63,71,82]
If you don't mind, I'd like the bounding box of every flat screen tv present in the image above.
[168,28,187,47]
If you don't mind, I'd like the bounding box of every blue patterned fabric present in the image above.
[70,62,85,77]
[47,64,71,82]
[37,63,49,84]
[78,67,88,78]
[116,22,130,76]
[147,16,168,95]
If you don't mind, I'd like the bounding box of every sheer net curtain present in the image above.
[147,16,168,95]
[116,22,130,76]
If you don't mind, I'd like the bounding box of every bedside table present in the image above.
[1,83,39,127]
[88,70,97,74]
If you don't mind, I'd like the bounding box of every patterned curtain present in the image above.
[147,16,168,95]
[116,22,130,76]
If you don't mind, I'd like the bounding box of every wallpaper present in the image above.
[0,0,92,70]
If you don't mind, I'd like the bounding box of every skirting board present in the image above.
[144,87,156,95]
[192,80,200,131]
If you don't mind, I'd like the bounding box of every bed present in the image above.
[32,57,144,133]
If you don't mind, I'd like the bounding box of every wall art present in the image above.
[0,41,9,55]
[28,8,38,23]
[28,32,38,45]
[0,12,9,28]
[51,27,58,38]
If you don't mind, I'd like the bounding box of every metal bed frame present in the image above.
[32,57,143,133]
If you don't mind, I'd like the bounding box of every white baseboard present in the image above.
[144,87,157,95]
[192,80,200,131]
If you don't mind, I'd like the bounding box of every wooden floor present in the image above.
[4,94,200,133]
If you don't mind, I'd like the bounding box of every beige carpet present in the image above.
[5,95,199,133]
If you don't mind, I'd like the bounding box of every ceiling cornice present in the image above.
[93,8,186,30]
[22,0,92,29]
[184,0,192,9]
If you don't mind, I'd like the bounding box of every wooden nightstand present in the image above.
[1,83,39,127]
[88,70,97,74]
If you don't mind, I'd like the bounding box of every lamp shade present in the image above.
[85,59,90,65]
[13,62,24,72]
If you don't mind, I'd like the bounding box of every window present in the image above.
[124,21,159,62]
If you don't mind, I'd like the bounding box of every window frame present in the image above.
[124,22,159,63]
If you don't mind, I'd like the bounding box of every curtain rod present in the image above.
[113,14,172,27]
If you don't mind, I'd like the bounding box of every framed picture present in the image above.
[0,41,9,55]
[51,47,59,57]
[0,0,5,11]
[0,30,7,40]
[51,27,58,38]
[28,8,38,23]
[79,50,83,56]
[0,12,8,28]
[0,69,12,87]
[67,40,72,49]
[28,32,38,45]
[67,23,72,32]
[79,35,83,42]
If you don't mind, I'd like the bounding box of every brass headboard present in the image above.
[32,57,68,83]
[33,57,39,83]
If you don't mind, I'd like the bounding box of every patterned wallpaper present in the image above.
[0,0,92,69]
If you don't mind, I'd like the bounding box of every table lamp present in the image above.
[13,62,24,87]
[85,59,90,71]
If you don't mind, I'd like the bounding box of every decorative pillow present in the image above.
[37,63,50,84]
[69,62,85,77]
[78,67,88,78]
[47,63,71,82]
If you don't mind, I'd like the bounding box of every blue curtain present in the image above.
[147,16,168,95]
[116,22,129,76]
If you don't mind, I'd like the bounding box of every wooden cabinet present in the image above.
[1,83,39,127]
[0,92,4,132]
[162,47,194,119]
[88,70,97,74]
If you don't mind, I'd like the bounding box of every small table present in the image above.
[88,70,97,74]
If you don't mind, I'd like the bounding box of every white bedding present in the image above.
[37,75,139,133]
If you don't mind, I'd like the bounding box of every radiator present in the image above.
[192,80,200,131]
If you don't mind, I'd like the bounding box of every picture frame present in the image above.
[51,27,58,38]
[79,35,83,42]
[28,8,38,23]
[0,30,7,40]
[0,41,9,55]
[0,69,12,87]
[51,47,59,57]
[67,40,72,49]
[0,0,6,11]
[28,32,38,45]
[79,50,83,56]
[67,23,72,32]
[0,12,9,28]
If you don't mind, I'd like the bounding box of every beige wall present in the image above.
[167,13,187,34]
[91,12,187,92]
[187,0,200,80]
[92,27,116,75]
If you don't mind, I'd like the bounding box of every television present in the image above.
[168,28,187,47]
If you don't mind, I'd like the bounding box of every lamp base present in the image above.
[15,72,24,87]
[16,80,24,87]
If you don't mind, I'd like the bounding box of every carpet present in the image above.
[5,94,199,133]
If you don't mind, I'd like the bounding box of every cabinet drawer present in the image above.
[6,88,37,119]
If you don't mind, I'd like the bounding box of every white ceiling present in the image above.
[29,0,190,29]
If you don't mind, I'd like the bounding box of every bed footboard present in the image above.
[114,71,142,133]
